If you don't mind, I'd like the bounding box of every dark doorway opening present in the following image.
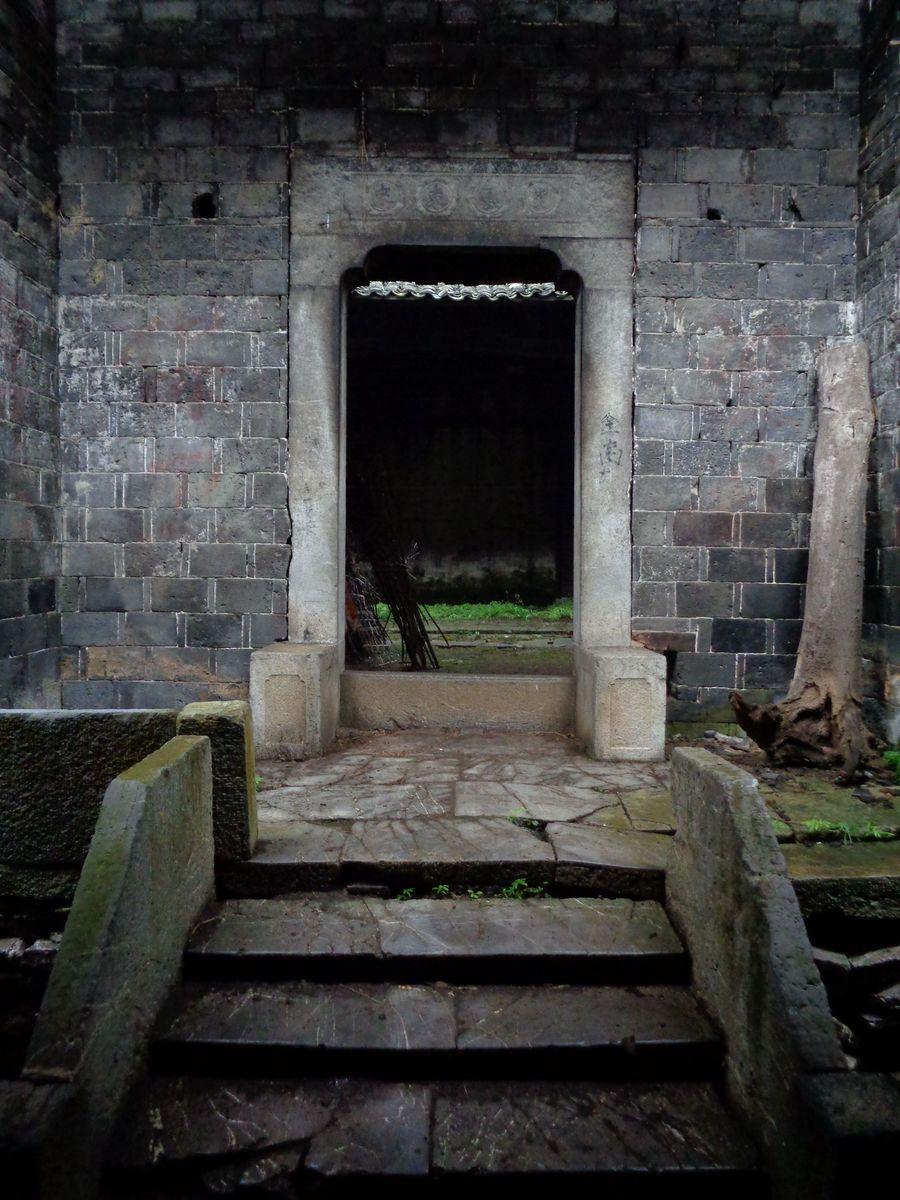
[345,249,577,673]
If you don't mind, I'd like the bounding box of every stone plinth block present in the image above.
[177,701,258,861]
[575,646,666,761]
[250,643,339,761]
[0,708,177,873]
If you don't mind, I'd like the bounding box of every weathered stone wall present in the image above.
[0,0,61,706]
[0,707,177,897]
[53,0,864,712]
[859,0,898,739]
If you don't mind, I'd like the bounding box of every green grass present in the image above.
[885,748,900,785]
[375,599,573,623]
[393,879,546,900]
[802,818,896,844]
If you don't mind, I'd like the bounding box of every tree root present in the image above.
[729,686,879,782]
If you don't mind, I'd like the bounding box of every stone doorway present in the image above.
[344,249,577,675]
[250,157,665,761]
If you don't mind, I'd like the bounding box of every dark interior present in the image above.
[345,256,577,606]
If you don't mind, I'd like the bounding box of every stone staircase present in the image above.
[102,731,768,1196]
[104,893,766,1196]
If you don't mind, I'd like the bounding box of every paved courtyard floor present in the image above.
[256,729,674,832]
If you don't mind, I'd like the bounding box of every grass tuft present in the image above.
[802,818,895,844]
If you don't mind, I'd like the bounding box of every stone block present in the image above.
[177,701,258,861]
[340,671,575,735]
[0,709,177,875]
[22,735,214,1197]
[575,645,666,762]
[250,642,339,760]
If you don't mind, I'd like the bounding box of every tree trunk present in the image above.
[730,339,878,778]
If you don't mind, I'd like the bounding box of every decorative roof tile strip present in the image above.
[353,281,572,301]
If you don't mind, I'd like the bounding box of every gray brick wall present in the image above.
[0,0,61,706]
[51,0,871,714]
[859,0,899,737]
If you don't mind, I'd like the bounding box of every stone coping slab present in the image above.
[177,701,258,862]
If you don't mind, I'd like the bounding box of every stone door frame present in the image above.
[287,155,636,651]
[250,156,666,761]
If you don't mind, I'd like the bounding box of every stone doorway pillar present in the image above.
[250,157,665,760]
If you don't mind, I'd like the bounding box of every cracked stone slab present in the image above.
[303,1081,431,1176]
[155,981,717,1073]
[432,1081,759,1176]
[259,782,452,820]
[374,896,683,966]
[549,824,672,899]
[109,1075,341,1167]
[460,758,612,786]
[454,984,718,1053]
[341,817,554,885]
[454,781,621,822]
[217,821,350,895]
[343,757,463,784]
[113,1078,759,1184]
[186,896,686,983]
[110,1077,431,1179]
[188,895,382,964]
[620,788,677,833]
[156,981,457,1055]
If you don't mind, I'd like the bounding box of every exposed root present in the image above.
[729,687,879,783]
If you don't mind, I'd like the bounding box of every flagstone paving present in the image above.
[236,730,677,897]
[256,729,672,835]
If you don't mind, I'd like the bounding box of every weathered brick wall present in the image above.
[0,0,60,706]
[859,0,898,739]
[54,0,863,713]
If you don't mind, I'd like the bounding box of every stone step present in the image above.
[108,1076,764,1196]
[152,981,720,1081]
[340,669,575,733]
[184,895,688,984]
[218,817,671,900]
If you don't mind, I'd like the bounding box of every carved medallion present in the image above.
[523,181,561,217]
[471,181,507,217]
[415,178,457,216]
[365,180,405,216]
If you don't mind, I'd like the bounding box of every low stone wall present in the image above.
[5,735,215,1199]
[1,703,258,897]
[667,748,900,1197]
[0,709,177,898]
